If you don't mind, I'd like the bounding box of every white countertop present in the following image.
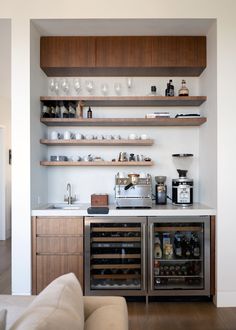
[32,203,216,217]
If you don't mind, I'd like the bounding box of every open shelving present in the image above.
[40,139,154,146]
[40,95,207,107]
[40,161,154,166]
[41,117,206,127]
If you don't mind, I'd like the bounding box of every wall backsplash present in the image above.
[44,76,201,204]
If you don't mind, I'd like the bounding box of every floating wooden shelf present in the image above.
[40,161,154,167]
[41,117,206,127]
[40,139,154,146]
[40,95,206,107]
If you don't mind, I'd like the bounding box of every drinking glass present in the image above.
[114,82,122,95]
[61,78,70,95]
[74,78,81,94]
[101,83,109,95]
[85,80,95,94]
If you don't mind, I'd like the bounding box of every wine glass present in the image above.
[114,82,122,95]
[74,78,81,94]
[85,80,95,95]
[54,80,60,95]
[126,77,133,89]
[49,78,55,94]
[61,78,70,95]
[101,83,109,96]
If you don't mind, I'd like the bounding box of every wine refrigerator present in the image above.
[85,216,210,297]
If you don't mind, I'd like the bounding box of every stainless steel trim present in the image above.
[141,223,146,291]
[149,223,153,292]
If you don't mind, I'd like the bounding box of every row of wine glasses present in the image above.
[49,78,134,96]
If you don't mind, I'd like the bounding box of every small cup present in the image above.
[97,134,103,140]
[75,132,82,140]
[140,172,146,178]
[140,134,148,140]
[50,131,58,140]
[85,134,94,140]
[128,133,137,140]
[104,134,112,140]
[64,131,71,140]
[113,135,121,140]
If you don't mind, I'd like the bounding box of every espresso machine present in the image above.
[155,176,167,205]
[115,173,152,208]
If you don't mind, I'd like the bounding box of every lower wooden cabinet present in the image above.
[32,216,84,294]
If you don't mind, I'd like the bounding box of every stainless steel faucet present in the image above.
[67,183,72,205]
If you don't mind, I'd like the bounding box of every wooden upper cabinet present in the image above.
[40,37,96,76]
[40,36,206,77]
[152,36,206,76]
[95,37,153,74]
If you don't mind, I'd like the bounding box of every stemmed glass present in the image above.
[85,80,95,95]
[74,78,81,94]
[61,78,70,95]
[49,78,59,95]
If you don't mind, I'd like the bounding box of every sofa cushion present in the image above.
[84,297,128,330]
[9,273,84,330]
[0,309,7,330]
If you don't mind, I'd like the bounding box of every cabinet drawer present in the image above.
[36,255,83,293]
[36,217,83,235]
[36,237,83,254]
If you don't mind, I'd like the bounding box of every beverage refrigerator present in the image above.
[85,217,147,296]
[85,216,210,297]
[148,216,210,296]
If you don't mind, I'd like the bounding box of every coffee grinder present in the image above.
[172,154,194,207]
[155,176,167,205]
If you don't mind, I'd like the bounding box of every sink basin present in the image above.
[48,204,80,210]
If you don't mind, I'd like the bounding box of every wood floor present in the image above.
[0,238,11,294]
[128,301,236,330]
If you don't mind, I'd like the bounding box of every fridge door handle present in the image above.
[149,223,154,292]
[142,223,146,291]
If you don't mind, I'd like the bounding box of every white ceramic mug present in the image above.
[64,131,71,140]
[140,134,148,140]
[50,131,58,140]
[75,132,82,140]
[128,133,137,140]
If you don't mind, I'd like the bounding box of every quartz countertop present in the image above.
[31,203,216,217]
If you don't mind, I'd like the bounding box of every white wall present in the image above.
[30,22,48,208]
[1,0,236,306]
[0,19,11,239]
[45,77,200,204]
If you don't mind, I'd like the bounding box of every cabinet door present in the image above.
[36,216,83,236]
[96,36,153,68]
[36,255,83,293]
[32,216,84,294]
[152,36,206,76]
[40,37,96,76]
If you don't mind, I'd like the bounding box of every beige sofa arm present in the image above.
[83,296,128,330]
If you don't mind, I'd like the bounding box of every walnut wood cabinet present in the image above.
[40,36,206,77]
[32,216,84,294]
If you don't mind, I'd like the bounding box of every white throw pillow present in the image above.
[0,309,7,330]
[10,273,84,330]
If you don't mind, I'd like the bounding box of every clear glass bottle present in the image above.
[178,79,189,96]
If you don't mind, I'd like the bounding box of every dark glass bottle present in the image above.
[165,79,174,96]
[42,105,51,118]
[192,234,201,258]
[174,235,182,258]
[87,106,93,118]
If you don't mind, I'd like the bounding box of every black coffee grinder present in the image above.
[155,176,167,205]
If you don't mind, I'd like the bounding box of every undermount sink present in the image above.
[48,204,80,210]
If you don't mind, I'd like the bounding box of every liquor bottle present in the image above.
[154,234,162,259]
[68,104,76,118]
[178,79,189,96]
[61,105,69,118]
[149,85,158,96]
[165,79,174,96]
[192,234,201,258]
[87,106,93,118]
[42,105,51,118]
[174,235,182,258]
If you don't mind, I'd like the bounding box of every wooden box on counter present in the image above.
[91,194,109,206]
